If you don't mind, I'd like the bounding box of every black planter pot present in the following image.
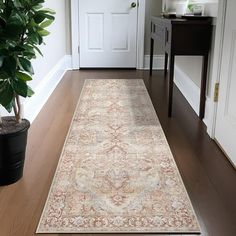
[0,118,30,186]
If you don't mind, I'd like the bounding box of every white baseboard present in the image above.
[174,65,210,126]
[64,55,73,70]
[144,54,210,126]
[23,55,72,123]
[174,66,201,115]
[144,55,165,70]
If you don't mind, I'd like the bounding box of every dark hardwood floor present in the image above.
[0,70,235,236]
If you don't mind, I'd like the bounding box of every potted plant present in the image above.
[0,0,55,185]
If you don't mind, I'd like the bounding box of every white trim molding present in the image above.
[136,0,146,69]
[174,65,201,115]
[174,65,210,126]
[71,0,146,70]
[71,0,80,69]
[206,0,227,138]
[144,55,165,70]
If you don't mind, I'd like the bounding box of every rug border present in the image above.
[36,79,201,234]
[36,79,90,234]
[139,80,201,233]
[37,230,200,234]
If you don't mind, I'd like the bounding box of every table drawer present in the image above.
[152,22,165,40]
[152,21,171,46]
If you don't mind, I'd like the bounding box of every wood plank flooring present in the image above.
[0,70,235,236]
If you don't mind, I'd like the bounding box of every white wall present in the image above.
[65,0,72,55]
[30,0,68,89]
[145,0,163,55]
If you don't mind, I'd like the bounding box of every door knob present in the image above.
[131,2,137,8]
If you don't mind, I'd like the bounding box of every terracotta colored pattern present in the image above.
[37,79,200,234]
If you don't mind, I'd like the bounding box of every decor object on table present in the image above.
[192,4,205,16]
[187,3,205,16]
[163,0,188,15]
[37,79,200,234]
[0,0,55,185]
[175,2,188,16]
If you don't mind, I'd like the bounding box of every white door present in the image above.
[215,0,236,167]
[79,0,138,68]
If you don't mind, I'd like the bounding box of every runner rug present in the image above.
[37,79,200,234]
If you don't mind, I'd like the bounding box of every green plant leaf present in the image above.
[18,57,34,75]
[13,0,23,8]
[0,49,8,56]
[16,71,32,81]
[38,34,43,45]
[0,70,9,80]
[32,0,45,5]
[34,12,54,24]
[0,81,14,108]
[5,12,25,35]
[36,11,55,21]
[188,4,194,12]
[32,4,43,11]
[0,16,6,28]
[34,13,47,24]
[27,32,43,45]
[8,12,25,26]
[32,45,43,56]
[23,45,35,52]
[40,19,53,28]
[44,14,55,21]
[40,8,56,15]
[13,79,28,98]
[2,57,17,75]
[4,99,14,113]
[7,40,18,48]
[12,45,25,52]
[22,45,36,58]
[22,51,36,60]
[27,32,40,44]
[38,29,50,36]
[0,56,4,67]
[27,86,34,97]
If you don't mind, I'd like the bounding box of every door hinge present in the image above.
[214,82,220,102]
[78,46,80,53]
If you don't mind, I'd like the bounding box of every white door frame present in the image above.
[71,0,146,70]
[206,0,227,138]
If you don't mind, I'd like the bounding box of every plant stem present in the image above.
[0,112,2,125]
[16,95,22,123]
[13,95,22,123]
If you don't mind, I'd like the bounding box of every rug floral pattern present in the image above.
[37,79,200,233]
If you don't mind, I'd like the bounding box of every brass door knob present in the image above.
[131,2,137,8]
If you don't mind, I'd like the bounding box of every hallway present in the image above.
[0,70,235,236]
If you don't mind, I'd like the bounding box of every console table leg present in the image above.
[150,38,154,76]
[199,54,209,120]
[168,54,175,117]
[164,52,168,78]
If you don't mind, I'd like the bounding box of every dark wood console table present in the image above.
[150,16,212,119]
